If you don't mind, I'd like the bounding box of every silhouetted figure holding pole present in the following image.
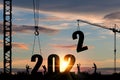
[42,65,46,75]
[26,64,31,74]
[77,63,81,74]
[92,63,97,74]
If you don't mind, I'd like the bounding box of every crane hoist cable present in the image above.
[77,19,80,31]
[32,0,42,54]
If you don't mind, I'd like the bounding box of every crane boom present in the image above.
[79,19,120,33]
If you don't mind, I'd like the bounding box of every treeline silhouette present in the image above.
[0,72,120,80]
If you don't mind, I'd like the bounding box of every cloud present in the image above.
[13,42,29,50]
[1,0,120,18]
[1,0,118,14]
[40,16,66,21]
[1,0,120,27]
[51,44,76,50]
[0,40,29,50]
[50,43,95,51]
[0,22,59,34]
[0,4,2,9]
[104,12,120,20]
[1,1,120,35]
[13,25,59,34]
[44,23,71,30]
[103,12,120,26]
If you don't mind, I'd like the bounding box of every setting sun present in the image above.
[60,60,69,72]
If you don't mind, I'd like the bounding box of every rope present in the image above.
[38,35,42,54]
[33,0,40,27]
[32,35,42,54]
[32,36,36,54]
[77,19,80,31]
[32,0,42,54]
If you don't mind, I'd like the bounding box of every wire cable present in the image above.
[32,0,42,55]
[77,19,80,31]
[32,36,36,54]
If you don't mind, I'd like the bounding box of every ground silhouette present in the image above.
[0,71,120,80]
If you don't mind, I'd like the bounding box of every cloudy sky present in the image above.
[0,0,120,73]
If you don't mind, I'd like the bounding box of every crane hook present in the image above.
[34,26,39,36]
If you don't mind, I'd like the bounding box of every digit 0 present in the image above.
[48,54,60,73]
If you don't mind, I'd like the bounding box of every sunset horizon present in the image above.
[0,0,120,77]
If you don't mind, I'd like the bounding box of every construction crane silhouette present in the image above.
[3,0,12,74]
[78,19,120,73]
[3,0,41,74]
[3,0,40,74]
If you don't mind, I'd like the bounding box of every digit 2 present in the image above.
[63,54,76,72]
[72,31,88,52]
[31,54,43,74]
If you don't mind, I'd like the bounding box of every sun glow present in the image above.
[60,60,69,72]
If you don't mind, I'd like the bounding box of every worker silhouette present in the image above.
[77,63,81,74]
[26,64,31,74]
[42,65,46,75]
[92,63,97,74]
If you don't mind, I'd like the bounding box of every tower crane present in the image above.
[78,19,120,73]
[3,0,40,74]
[3,0,12,74]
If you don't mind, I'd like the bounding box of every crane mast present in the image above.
[3,0,12,74]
